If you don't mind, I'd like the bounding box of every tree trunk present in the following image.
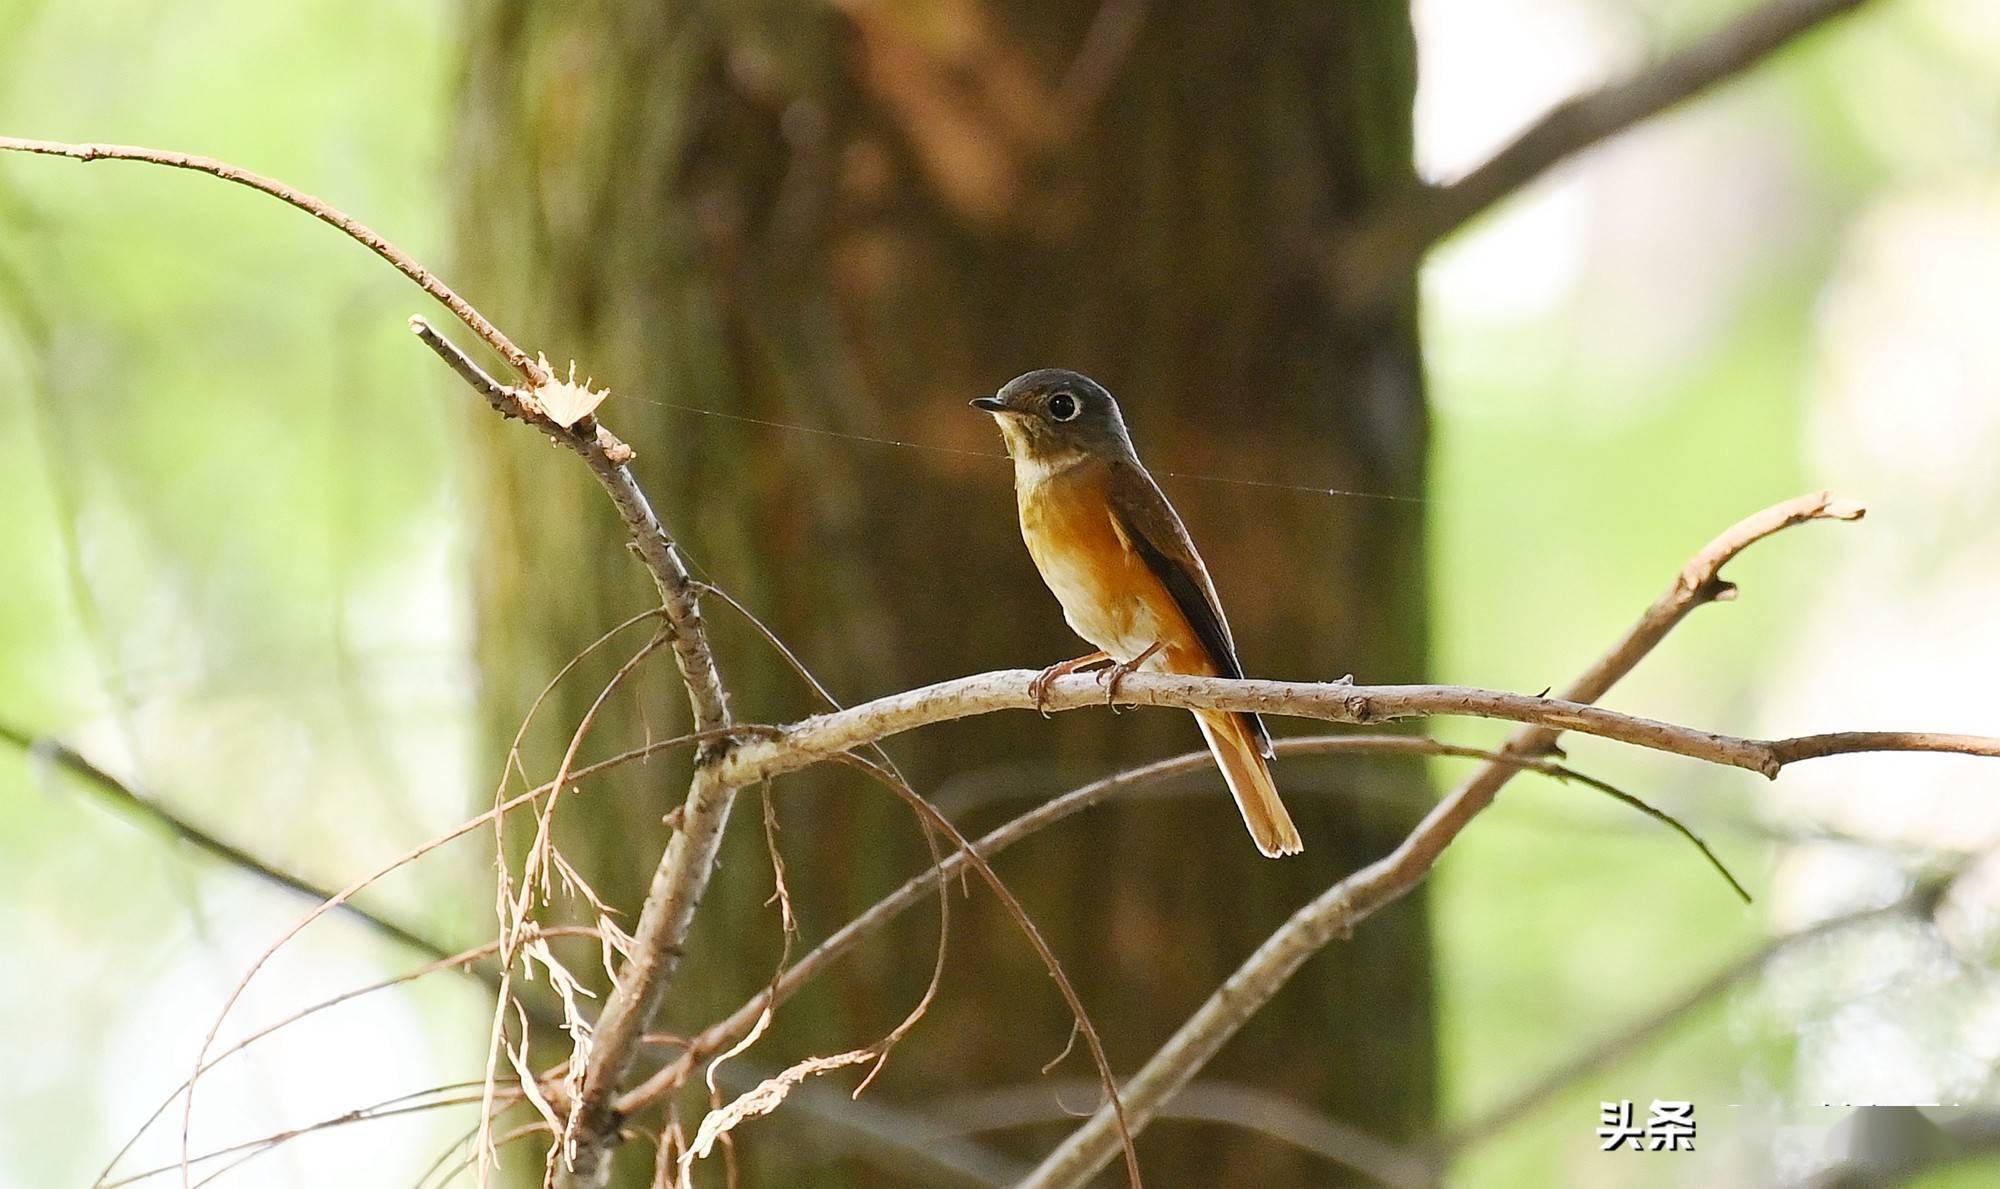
[456,1,1432,1184]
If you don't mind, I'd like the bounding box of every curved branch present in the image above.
[1332,0,1877,306]
[619,730,1743,1118]
[719,668,1999,789]
[934,1078,1432,1189]
[409,319,741,1186]
[1011,491,1945,1188]
[0,136,544,383]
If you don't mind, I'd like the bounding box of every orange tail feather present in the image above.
[1193,710,1302,858]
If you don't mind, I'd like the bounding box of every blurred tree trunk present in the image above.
[456,1,1431,1185]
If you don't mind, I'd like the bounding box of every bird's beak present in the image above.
[969,395,1007,412]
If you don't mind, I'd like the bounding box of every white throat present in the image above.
[1009,447,1089,489]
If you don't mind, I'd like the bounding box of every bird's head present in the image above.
[970,368,1134,468]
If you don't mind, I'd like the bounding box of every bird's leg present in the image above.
[1029,650,1111,716]
[1099,641,1165,713]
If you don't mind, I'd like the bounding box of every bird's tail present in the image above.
[1194,710,1303,858]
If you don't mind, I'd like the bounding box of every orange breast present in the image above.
[1017,462,1210,671]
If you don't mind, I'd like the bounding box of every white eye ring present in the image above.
[1047,391,1080,421]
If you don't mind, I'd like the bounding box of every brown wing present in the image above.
[1107,460,1275,760]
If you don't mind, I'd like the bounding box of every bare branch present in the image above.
[1332,0,1877,306]
[1013,492,1905,1187]
[0,134,744,1187]
[0,722,445,959]
[716,666,1999,792]
[620,732,1748,1119]
[934,1078,1432,1189]
[410,319,742,1186]
[0,136,544,383]
[828,751,1143,1188]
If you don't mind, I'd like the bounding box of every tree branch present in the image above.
[933,1078,1431,1189]
[616,732,1747,1118]
[715,664,1999,789]
[408,319,739,1186]
[0,138,749,1185]
[0,136,544,383]
[1011,491,1921,1187]
[1331,0,1877,307]
[0,721,447,960]
[15,715,1012,1189]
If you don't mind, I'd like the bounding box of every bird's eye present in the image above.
[1047,391,1080,422]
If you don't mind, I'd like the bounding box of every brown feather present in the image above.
[1105,461,1275,759]
[1013,455,1300,857]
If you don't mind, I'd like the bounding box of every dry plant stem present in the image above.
[616,733,1720,1117]
[1013,492,1894,1188]
[173,725,710,1188]
[479,629,673,1178]
[57,729,989,1189]
[830,752,1143,1189]
[408,321,740,1188]
[101,927,598,1187]
[1335,0,1875,304]
[109,1087,518,1189]
[0,137,544,384]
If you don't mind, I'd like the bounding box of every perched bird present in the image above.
[971,369,1303,857]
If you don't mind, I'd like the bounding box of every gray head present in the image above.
[969,369,1136,466]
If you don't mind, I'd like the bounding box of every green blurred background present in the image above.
[4,0,1999,1185]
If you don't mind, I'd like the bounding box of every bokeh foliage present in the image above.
[4,0,1999,1185]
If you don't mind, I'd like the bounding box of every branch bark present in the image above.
[1332,0,1876,307]
[1010,491,1929,1187]
[410,320,738,1187]
[715,664,2000,790]
[614,729,1748,1121]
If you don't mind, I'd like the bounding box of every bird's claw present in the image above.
[1029,667,1060,718]
[1100,663,1134,713]
[1099,641,1164,714]
[1028,651,1111,717]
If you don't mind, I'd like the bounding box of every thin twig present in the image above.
[934,1078,1432,1189]
[1012,492,1892,1187]
[106,1085,513,1188]
[409,319,741,1188]
[0,722,445,958]
[829,752,1143,1189]
[175,723,712,1186]
[615,732,1696,1116]
[98,927,597,1187]
[1332,0,1877,306]
[0,136,544,383]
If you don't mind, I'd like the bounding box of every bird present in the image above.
[971,368,1303,857]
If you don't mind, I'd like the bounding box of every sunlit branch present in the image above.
[617,732,1742,1117]
[1333,0,1877,305]
[0,136,543,382]
[1012,492,1946,1187]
